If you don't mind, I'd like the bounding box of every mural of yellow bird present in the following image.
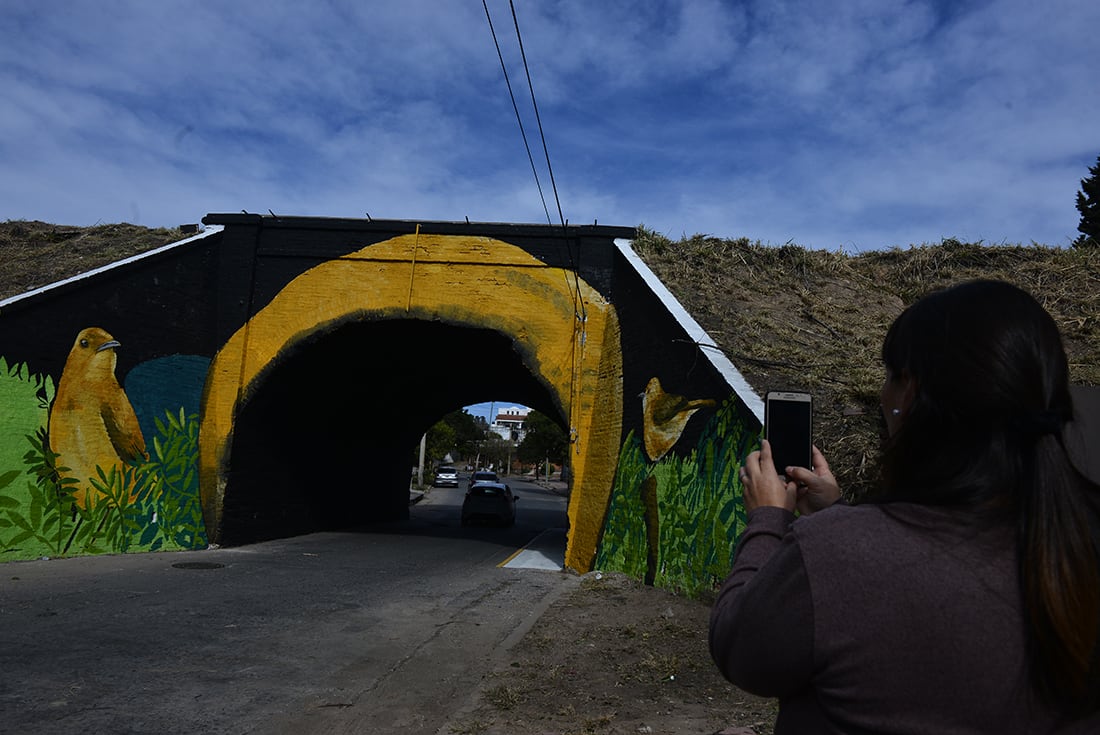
[49,327,147,508]
[641,376,716,462]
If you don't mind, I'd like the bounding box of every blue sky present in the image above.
[466,401,527,424]
[2,1,1097,251]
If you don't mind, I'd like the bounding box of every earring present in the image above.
[891,408,901,416]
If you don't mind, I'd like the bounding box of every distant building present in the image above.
[489,406,529,443]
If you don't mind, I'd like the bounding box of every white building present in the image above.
[489,406,529,443]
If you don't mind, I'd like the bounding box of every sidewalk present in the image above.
[533,478,569,496]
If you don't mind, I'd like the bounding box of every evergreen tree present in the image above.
[1074,154,1100,248]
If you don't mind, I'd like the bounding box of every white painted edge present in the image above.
[615,238,764,423]
[500,527,566,570]
[0,225,225,309]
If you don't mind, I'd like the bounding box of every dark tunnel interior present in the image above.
[221,318,564,545]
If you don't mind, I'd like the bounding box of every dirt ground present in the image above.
[445,571,777,735]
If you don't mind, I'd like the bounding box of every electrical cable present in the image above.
[508,0,566,232]
[484,0,589,444]
[505,1,587,324]
[482,0,553,228]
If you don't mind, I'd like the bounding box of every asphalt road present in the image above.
[0,476,576,734]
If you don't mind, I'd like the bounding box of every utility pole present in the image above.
[417,432,426,488]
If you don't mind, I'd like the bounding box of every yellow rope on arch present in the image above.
[406,223,420,313]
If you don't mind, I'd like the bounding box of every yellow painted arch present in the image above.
[199,232,623,572]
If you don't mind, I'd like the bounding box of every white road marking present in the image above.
[499,528,566,570]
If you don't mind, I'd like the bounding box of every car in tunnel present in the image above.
[433,466,459,487]
[461,482,517,527]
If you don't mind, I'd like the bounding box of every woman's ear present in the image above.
[897,371,918,413]
[882,369,918,435]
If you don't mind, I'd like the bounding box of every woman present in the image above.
[709,280,1100,733]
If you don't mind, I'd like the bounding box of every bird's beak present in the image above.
[96,340,121,353]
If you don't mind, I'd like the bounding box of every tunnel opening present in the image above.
[220,318,565,545]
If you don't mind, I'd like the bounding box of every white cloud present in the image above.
[0,0,1096,247]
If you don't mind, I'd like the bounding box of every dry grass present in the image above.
[632,228,1100,498]
[0,220,183,300]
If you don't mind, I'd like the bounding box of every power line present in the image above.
[482,0,552,227]
[483,1,586,316]
[508,0,567,232]
[483,0,588,442]
[503,2,586,323]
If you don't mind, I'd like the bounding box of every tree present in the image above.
[418,409,487,466]
[479,433,513,472]
[423,420,457,465]
[516,410,568,466]
[447,409,487,459]
[1074,154,1100,248]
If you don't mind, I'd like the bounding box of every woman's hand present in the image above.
[738,442,842,515]
[738,440,797,512]
[785,445,842,515]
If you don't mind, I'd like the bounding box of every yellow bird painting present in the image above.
[48,327,147,508]
[641,376,716,462]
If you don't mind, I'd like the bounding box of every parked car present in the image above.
[468,470,499,487]
[461,482,517,527]
[432,466,459,487]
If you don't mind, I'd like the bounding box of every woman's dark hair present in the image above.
[878,279,1099,713]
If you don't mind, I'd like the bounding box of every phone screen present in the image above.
[765,392,813,475]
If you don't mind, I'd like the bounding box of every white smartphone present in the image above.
[764,391,813,475]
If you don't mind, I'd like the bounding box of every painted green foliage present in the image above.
[0,357,55,550]
[0,359,207,560]
[596,394,758,597]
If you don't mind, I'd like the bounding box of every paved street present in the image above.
[0,475,575,734]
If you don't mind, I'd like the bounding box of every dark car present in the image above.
[461,482,517,527]
[468,470,499,487]
[432,466,459,488]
